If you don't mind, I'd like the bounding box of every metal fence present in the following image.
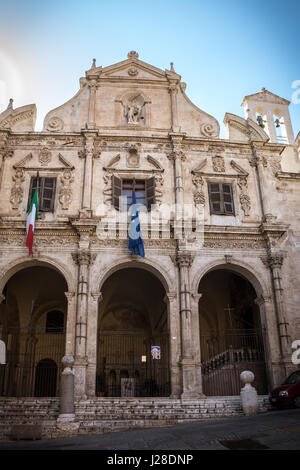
[0,327,65,397]
[97,333,170,397]
[200,329,268,396]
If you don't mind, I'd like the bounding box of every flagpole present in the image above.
[37,171,40,201]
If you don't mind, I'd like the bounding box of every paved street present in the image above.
[0,408,299,450]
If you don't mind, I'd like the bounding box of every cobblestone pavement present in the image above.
[0,408,299,450]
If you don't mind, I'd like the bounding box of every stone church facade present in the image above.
[0,51,300,412]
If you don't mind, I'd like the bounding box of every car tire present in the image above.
[293,396,300,408]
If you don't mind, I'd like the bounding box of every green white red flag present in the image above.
[26,187,39,255]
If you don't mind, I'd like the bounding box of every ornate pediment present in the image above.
[0,103,36,132]
[13,151,74,170]
[87,51,178,83]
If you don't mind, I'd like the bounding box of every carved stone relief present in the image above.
[10,168,25,212]
[237,176,251,216]
[45,116,64,132]
[59,169,74,210]
[126,144,140,168]
[124,94,145,125]
[212,155,225,173]
[192,174,205,205]
[39,147,52,166]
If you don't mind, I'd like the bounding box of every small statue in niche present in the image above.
[124,94,145,124]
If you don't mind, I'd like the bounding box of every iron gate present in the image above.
[201,329,268,396]
[97,333,170,397]
[0,327,65,397]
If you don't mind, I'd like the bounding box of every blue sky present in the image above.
[0,0,299,137]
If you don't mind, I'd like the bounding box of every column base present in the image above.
[57,413,75,423]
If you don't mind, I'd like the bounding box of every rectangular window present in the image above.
[112,176,156,211]
[28,177,57,212]
[122,179,146,207]
[208,182,234,215]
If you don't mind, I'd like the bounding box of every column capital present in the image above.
[254,295,272,306]
[176,252,193,268]
[72,250,96,266]
[191,293,202,303]
[64,291,75,302]
[261,253,284,269]
[163,292,177,303]
[90,291,103,303]
[0,149,14,160]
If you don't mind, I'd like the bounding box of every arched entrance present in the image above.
[97,267,170,397]
[199,268,268,396]
[34,358,58,397]
[0,265,67,397]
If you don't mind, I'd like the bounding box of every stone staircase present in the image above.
[0,396,271,439]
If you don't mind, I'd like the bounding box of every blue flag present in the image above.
[128,192,145,258]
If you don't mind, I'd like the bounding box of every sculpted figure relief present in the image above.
[124,94,145,124]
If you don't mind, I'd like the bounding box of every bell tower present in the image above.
[241,88,295,145]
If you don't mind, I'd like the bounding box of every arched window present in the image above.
[45,310,65,333]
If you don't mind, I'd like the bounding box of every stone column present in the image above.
[265,110,278,144]
[164,292,181,398]
[72,250,95,398]
[58,355,75,422]
[86,291,102,396]
[176,252,201,398]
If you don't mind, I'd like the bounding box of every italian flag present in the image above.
[26,187,39,255]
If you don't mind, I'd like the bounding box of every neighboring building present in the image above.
[0,51,299,404]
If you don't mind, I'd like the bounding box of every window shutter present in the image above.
[222,183,234,215]
[39,178,56,212]
[145,176,156,211]
[27,177,38,211]
[112,175,122,210]
[208,182,222,214]
[28,177,57,212]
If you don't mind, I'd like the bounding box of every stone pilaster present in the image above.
[168,83,179,132]
[263,254,290,363]
[87,80,97,129]
[79,130,99,218]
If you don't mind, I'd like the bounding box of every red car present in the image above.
[269,370,300,408]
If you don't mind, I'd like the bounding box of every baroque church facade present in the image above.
[0,51,300,408]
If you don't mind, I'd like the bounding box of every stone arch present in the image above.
[97,256,174,295]
[195,259,270,396]
[96,257,172,397]
[0,255,75,296]
[192,258,269,299]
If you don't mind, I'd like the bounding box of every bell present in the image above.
[256,115,264,128]
[275,118,280,128]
